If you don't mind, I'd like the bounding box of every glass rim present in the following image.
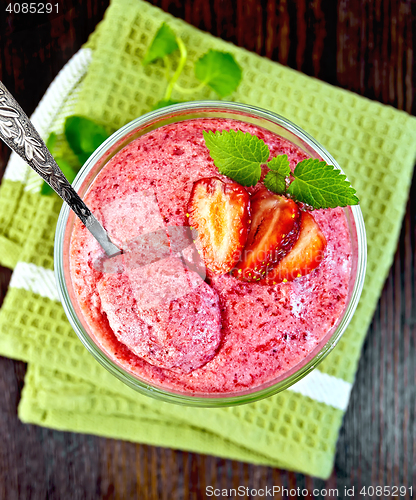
[54,100,367,407]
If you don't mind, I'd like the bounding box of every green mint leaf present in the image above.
[203,129,269,186]
[41,158,78,196]
[267,155,291,176]
[46,132,57,155]
[142,23,178,66]
[264,155,291,192]
[195,50,242,97]
[287,158,359,208]
[57,157,79,184]
[264,170,287,194]
[40,182,54,196]
[264,155,291,194]
[65,116,109,165]
[151,99,182,111]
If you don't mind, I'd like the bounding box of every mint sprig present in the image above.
[203,130,269,186]
[65,116,109,165]
[143,23,242,108]
[41,116,110,196]
[203,130,359,209]
[194,50,242,98]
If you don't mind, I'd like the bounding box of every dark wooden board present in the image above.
[0,1,415,498]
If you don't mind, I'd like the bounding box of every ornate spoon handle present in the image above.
[0,81,121,257]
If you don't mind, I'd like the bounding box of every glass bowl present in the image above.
[54,101,367,407]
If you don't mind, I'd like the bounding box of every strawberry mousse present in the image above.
[70,118,352,395]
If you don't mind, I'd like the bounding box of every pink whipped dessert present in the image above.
[70,118,352,395]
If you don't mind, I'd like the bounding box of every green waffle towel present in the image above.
[1,0,415,479]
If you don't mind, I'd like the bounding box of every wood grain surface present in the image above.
[0,1,415,498]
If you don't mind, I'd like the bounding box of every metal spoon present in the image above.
[0,81,121,258]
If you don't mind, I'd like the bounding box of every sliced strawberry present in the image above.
[187,177,250,275]
[232,188,300,282]
[260,211,327,285]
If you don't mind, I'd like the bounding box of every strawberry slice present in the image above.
[260,211,327,285]
[187,177,250,274]
[232,188,300,281]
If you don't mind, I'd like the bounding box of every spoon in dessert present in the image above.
[0,81,121,258]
